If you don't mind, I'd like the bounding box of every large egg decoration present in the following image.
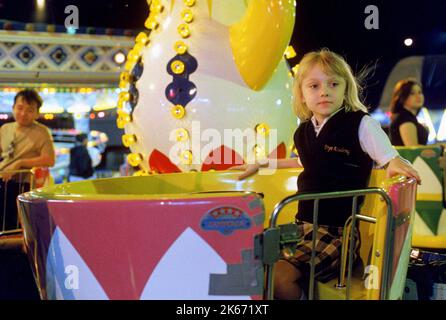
[118,0,297,173]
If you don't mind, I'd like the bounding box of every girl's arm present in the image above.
[360,116,421,184]
[230,157,302,180]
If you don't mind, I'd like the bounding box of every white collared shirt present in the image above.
[296,110,398,167]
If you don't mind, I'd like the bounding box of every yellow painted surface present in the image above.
[230,0,295,90]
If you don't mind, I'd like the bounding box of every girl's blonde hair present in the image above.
[293,49,368,121]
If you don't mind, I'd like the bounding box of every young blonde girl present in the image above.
[231,49,420,300]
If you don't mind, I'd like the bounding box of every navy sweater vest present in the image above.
[294,108,373,227]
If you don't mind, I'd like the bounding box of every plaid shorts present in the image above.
[282,219,360,283]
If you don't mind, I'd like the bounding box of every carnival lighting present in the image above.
[404,38,413,47]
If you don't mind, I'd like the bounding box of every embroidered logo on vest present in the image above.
[324,144,351,156]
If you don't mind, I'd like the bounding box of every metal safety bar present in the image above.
[0,169,36,236]
[264,187,394,300]
[337,213,377,299]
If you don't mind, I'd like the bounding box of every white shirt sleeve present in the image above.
[359,115,399,167]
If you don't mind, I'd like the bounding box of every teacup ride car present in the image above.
[17,168,416,300]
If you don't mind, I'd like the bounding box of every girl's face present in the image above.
[301,64,346,123]
[404,84,424,110]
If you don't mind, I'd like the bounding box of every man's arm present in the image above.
[16,152,55,169]
[11,133,56,169]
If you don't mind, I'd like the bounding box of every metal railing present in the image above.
[264,187,395,300]
[0,169,36,236]
[337,213,377,299]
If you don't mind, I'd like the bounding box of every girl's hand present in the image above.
[228,163,261,180]
[386,156,421,185]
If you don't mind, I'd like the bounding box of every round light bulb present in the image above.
[150,2,164,13]
[174,41,188,55]
[127,49,139,63]
[117,113,132,129]
[175,128,189,142]
[119,91,131,102]
[134,170,150,176]
[255,123,270,136]
[122,134,137,147]
[178,24,191,38]
[120,71,131,83]
[254,144,265,156]
[404,38,413,47]
[171,105,186,119]
[135,32,149,45]
[180,150,193,165]
[128,153,143,167]
[181,9,194,23]
[171,60,185,74]
[184,0,196,7]
[284,46,297,59]
[113,52,126,65]
[145,16,159,30]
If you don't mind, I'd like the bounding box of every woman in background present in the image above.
[389,78,429,146]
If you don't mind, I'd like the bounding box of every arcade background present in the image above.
[0,0,445,181]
